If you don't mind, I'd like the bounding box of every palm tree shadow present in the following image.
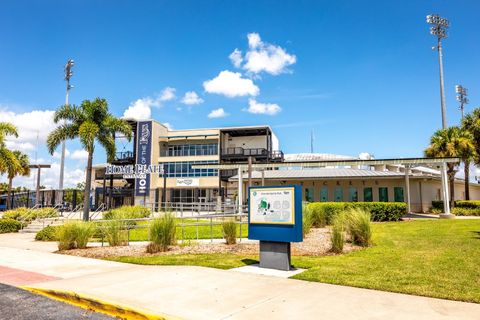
[471,231,480,239]
[242,258,259,265]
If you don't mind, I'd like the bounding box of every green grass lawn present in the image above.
[127,219,248,241]
[108,219,480,303]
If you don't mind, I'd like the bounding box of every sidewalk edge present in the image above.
[21,286,180,320]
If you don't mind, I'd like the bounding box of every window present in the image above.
[334,187,343,202]
[305,188,314,202]
[320,187,328,202]
[161,161,218,177]
[165,143,218,157]
[379,187,389,202]
[348,187,358,202]
[363,187,373,202]
[394,187,404,202]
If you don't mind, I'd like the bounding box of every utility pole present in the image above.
[59,59,74,195]
[310,130,314,153]
[426,14,450,129]
[455,85,469,120]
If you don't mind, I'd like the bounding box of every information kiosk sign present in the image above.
[248,185,303,270]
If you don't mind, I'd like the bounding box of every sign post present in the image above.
[248,185,302,271]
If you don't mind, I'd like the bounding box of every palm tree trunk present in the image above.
[464,160,470,200]
[6,177,13,210]
[82,151,93,221]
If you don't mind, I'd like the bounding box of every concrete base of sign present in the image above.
[259,241,291,271]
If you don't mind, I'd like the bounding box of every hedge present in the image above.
[35,225,60,241]
[0,218,22,233]
[431,200,480,215]
[103,205,151,221]
[307,202,406,224]
[3,207,59,222]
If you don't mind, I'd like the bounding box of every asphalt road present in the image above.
[0,283,115,320]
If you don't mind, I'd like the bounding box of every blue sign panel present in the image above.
[248,185,303,243]
[135,121,152,196]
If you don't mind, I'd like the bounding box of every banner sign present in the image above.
[135,121,152,196]
[176,178,200,187]
[249,187,295,225]
[248,185,303,243]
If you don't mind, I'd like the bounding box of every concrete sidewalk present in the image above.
[0,237,479,319]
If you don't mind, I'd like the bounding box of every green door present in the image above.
[394,187,404,202]
[348,187,358,202]
[320,187,328,202]
[379,187,389,202]
[334,187,343,202]
[363,187,373,202]
[305,188,314,202]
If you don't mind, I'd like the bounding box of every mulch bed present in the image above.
[59,227,361,259]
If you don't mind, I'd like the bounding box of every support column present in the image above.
[440,162,454,219]
[405,166,411,213]
[238,167,243,214]
[35,168,41,206]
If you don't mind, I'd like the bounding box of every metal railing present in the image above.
[90,203,106,220]
[147,202,247,217]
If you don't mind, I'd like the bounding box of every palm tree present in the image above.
[6,151,30,209]
[461,108,480,199]
[47,98,132,220]
[0,122,20,174]
[424,126,475,207]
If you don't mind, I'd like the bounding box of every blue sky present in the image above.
[1,1,479,187]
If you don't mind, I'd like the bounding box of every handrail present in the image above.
[90,203,106,220]
[65,205,83,220]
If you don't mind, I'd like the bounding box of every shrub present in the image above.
[302,205,313,237]
[3,207,30,221]
[308,202,405,224]
[57,221,95,250]
[147,213,176,253]
[222,220,237,245]
[3,207,58,222]
[345,208,372,247]
[452,207,480,216]
[0,218,22,233]
[34,208,59,219]
[35,225,59,241]
[330,213,346,253]
[101,219,128,246]
[103,205,151,221]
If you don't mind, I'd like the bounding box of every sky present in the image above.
[1,1,480,188]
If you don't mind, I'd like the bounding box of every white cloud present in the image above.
[203,70,259,98]
[53,149,71,159]
[229,49,243,68]
[240,32,296,75]
[159,87,176,101]
[163,122,173,130]
[123,87,176,121]
[208,108,228,118]
[181,91,204,105]
[70,149,89,160]
[0,109,58,152]
[246,99,281,115]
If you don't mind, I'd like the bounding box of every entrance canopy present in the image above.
[193,157,460,216]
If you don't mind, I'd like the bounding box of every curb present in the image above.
[21,286,180,320]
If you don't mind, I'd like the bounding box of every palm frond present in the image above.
[46,124,79,154]
[78,121,99,153]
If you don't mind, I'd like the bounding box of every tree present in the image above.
[47,98,132,221]
[0,122,20,176]
[424,126,475,207]
[6,150,30,209]
[461,109,480,199]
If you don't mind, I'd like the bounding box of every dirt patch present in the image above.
[59,227,360,259]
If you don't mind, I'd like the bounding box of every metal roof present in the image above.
[230,168,411,180]
[192,157,460,170]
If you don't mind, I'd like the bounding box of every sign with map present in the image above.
[249,187,295,225]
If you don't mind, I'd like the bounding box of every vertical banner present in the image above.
[135,121,152,196]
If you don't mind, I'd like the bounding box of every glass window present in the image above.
[363,187,373,202]
[334,187,343,202]
[348,187,358,202]
[320,187,328,202]
[379,187,389,202]
[394,187,404,202]
[162,143,218,157]
[305,188,314,202]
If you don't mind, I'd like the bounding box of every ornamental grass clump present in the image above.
[302,205,313,237]
[330,213,346,253]
[345,208,372,247]
[102,219,128,247]
[147,213,176,253]
[57,221,95,250]
[222,220,237,245]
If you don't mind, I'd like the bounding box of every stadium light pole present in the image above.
[455,85,468,120]
[59,59,74,194]
[427,14,450,129]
